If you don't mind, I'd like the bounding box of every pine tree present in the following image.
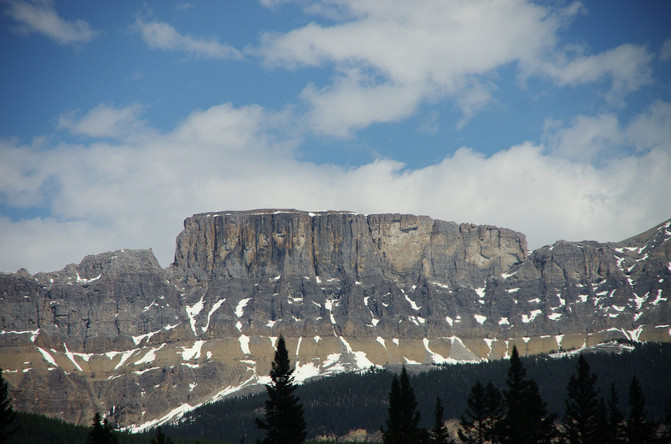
[150,426,173,444]
[256,335,306,444]
[86,412,117,444]
[605,383,625,444]
[500,346,555,444]
[458,381,503,444]
[626,376,656,444]
[0,367,18,443]
[381,366,426,444]
[562,354,601,444]
[430,396,452,444]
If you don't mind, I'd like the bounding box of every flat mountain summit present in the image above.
[1,210,669,429]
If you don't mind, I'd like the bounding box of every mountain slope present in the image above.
[0,210,669,429]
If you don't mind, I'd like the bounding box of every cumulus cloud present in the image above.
[253,0,652,137]
[58,103,148,140]
[133,18,241,60]
[536,43,653,104]
[1,100,670,273]
[4,0,99,45]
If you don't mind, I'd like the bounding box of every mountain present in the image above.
[1,210,669,430]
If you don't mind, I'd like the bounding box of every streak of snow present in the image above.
[63,343,83,371]
[180,340,205,361]
[339,337,376,369]
[522,309,542,323]
[185,294,206,336]
[0,329,40,342]
[293,361,320,383]
[239,335,250,354]
[296,337,302,356]
[423,338,450,364]
[508,288,520,293]
[134,344,166,366]
[235,298,251,317]
[376,337,386,348]
[502,271,516,279]
[445,316,453,326]
[404,294,420,311]
[76,272,101,284]
[37,347,57,367]
[143,299,157,312]
[203,299,226,333]
[432,281,449,289]
[548,312,562,321]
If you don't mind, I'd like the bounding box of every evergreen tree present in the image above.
[150,426,173,444]
[605,383,626,444]
[500,346,555,444]
[255,335,306,444]
[429,396,452,444]
[0,367,18,443]
[458,381,503,444]
[381,366,426,444]
[626,376,655,444]
[562,355,601,444]
[86,412,117,444]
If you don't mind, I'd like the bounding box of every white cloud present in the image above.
[660,38,671,61]
[58,104,147,140]
[134,18,241,60]
[254,0,653,137]
[536,43,653,104]
[4,0,98,45]
[1,101,669,273]
[543,114,623,163]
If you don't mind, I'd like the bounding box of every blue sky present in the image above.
[1,0,670,273]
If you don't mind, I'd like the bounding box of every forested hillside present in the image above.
[163,342,671,442]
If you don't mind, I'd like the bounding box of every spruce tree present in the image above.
[500,346,555,444]
[0,367,18,443]
[150,426,173,444]
[86,412,117,444]
[381,366,425,444]
[605,383,625,444]
[459,381,504,444]
[256,335,306,444]
[430,396,452,444]
[626,376,655,444]
[562,354,601,444]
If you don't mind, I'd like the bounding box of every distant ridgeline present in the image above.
[1,210,669,430]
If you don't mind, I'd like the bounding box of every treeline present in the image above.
[382,346,670,443]
[164,342,671,442]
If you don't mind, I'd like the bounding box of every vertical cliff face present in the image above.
[0,210,669,430]
[173,210,527,286]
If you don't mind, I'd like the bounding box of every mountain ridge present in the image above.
[1,210,669,430]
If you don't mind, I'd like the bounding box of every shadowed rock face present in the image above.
[1,210,669,429]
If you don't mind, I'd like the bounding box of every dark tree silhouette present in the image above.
[86,412,117,444]
[605,383,626,444]
[256,335,306,444]
[458,381,503,444]
[429,396,452,444]
[381,366,426,444]
[150,426,173,444]
[626,376,656,444]
[0,367,18,443]
[500,346,555,444]
[562,354,601,444]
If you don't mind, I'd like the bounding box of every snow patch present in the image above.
[180,340,205,361]
[235,298,251,317]
[63,343,83,371]
[37,347,58,367]
[203,299,226,333]
[474,314,486,325]
[522,309,542,323]
[404,294,421,311]
[239,335,250,355]
[498,317,509,326]
[185,294,206,336]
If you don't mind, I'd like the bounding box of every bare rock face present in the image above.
[1,210,669,430]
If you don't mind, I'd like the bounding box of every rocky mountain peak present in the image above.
[0,211,668,430]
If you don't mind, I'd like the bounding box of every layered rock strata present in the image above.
[0,210,669,429]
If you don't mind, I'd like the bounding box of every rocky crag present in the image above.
[1,210,669,430]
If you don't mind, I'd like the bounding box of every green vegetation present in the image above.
[256,335,307,444]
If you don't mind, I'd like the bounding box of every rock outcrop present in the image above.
[1,210,669,430]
